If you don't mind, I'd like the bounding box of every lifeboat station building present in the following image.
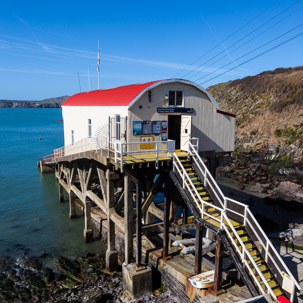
[61,79,235,162]
[41,79,299,303]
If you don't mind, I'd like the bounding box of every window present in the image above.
[88,119,92,138]
[168,90,183,107]
[71,130,74,145]
[115,115,121,139]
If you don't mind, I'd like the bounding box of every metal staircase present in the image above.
[171,138,300,302]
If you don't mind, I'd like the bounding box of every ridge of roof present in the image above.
[62,80,161,106]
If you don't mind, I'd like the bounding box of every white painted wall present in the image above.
[62,105,128,146]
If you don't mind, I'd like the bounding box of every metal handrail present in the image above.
[173,153,222,224]
[173,152,275,299]
[188,140,300,291]
[174,140,300,299]
[115,139,175,170]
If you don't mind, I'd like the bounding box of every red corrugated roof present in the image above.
[62,80,161,106]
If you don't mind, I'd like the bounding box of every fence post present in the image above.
[224,198,227,211]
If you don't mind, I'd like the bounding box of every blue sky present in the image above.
[0,0,302,100]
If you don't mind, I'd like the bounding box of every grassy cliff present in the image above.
[207,66,303,162]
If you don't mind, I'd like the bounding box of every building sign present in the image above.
[157,107,194,113]
[140,136,153,149]
[161,132,167,141]
[133,121,142,135]
[142,121,152,135]
[152,121,161,135]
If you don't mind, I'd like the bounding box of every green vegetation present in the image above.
[274,126,303,145]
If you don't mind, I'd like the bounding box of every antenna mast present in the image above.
[88,68,91,91]
[77,72,81,92]
[97,40,100,90]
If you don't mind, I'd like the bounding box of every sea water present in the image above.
[0,108,105,257]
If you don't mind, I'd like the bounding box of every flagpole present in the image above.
[97,40,100,90]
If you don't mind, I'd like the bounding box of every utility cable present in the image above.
[173,0,280,78]
[190,6,303,82]
[193,23,303,83]
[199,29,303,85]
[180,0,301,80]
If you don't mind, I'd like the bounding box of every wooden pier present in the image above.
[40,139,300,302]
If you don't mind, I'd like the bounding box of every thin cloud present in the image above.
[0,34,243,77]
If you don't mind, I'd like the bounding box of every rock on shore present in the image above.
[0,253,176,303]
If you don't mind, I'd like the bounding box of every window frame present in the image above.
[168,90,184,107]
[88,119,92,138]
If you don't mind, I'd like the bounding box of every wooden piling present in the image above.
[136,179,142,267]
[106,169,118,272]
[69,191,76,219]
[195,222,203,275]
[163,181,170,259]
[59,184,64,202]
[124,175,133,265]
[214,234,223,292]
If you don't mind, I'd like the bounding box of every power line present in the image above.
[193,23,303,83]
[200,30,303,85]
[180,0,301,80]
[191,6,303,83]
[173,0,280,78]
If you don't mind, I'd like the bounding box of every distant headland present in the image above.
[0,95,69,108]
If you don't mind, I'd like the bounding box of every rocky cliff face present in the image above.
[0,95,69,108]
[208,66,303,163]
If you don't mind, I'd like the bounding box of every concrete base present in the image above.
[106,249,118,272]
[83,228,93,243]
[122,263,152,299]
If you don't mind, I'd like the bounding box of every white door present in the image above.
[180,115,192,151]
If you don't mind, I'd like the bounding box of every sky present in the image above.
[0,0,302,100]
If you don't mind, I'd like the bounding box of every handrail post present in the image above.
[121,143,124,171]
[204,172,208,187]
[115,141,118,163]
[265,240,269,263]
[244,206,248,226]
[224,197,227,211]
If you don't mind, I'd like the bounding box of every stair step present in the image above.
[180,160,189,163]
[258,264,268,272]
[236,229,247,236]
[195,185,205,190]
[256,271,272,282]
[188,172,196,176]
[230,219,243,229]
[260,279,279,291]
[205,207,216,212]
[252,256,263,264]
[238,242,254,250]
[183,163,191,168]
[185,168,193,172]
[272,287,283,297]
[190,177,198,181]
[249,250,259,257]
[237,235,250,243]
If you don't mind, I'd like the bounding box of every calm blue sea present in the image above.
[0,108,105,257]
